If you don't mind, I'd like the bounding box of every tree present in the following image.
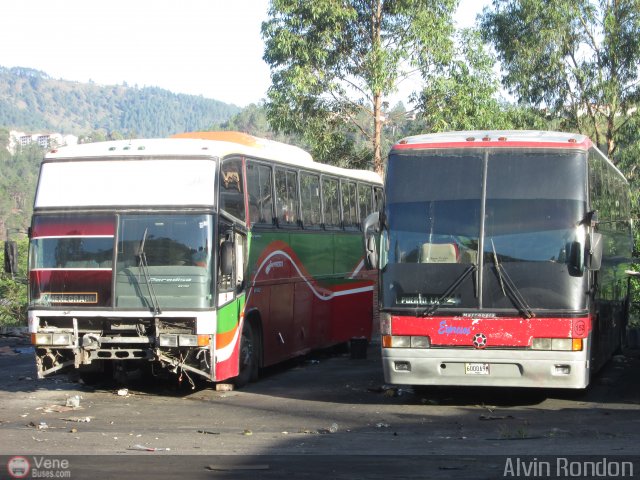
[262,0,458,175]
[415,28,548,132]
[480,0,640,160]
[0,238,28,326]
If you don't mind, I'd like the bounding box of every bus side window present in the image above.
[247,162,274,225]
[374,187,384,212]
[322,176,341,229]
[275,168,300,227]
[358,183,373,226]
[341,180,358,229]
[220,158,246,222]
[301,172,321,228]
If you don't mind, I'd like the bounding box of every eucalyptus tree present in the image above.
[481,0,640,160]
[416,28,548,132]
[262,0,458,175]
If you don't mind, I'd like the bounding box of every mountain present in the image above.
[0,66,246,238]
[0,66,242,137]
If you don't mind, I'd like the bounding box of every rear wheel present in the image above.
[233,321,259,388]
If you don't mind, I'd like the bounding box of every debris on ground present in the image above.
[128,444,171,452]
[206,464,269,471]
[116,388,129,396]
[28,421,49,430]
[65,395,81,408]
[479,415,514,421]
[317,423,339,434]
[38,404,80,414]
[61,416,92,423]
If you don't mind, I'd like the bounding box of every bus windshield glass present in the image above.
[115,214,214,310]
[383,148,588,313]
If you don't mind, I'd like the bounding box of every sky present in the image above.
[0,0,486,108]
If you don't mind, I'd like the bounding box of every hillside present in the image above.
[0,66,247,238]
[0,66,242,137]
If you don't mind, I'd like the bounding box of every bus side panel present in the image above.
[266,283,294,364]
[330,233,374,343]
[214,296,245,381]
[293,281,314,353]
[330,289,373,343]
[290,231,334,353]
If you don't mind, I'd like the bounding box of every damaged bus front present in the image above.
[17,138,239,385]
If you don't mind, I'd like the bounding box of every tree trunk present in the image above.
[371,0,384,178]
[373,92,383,177]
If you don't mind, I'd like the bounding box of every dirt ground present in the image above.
[0,333,639,478]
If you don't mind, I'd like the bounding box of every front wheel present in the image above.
[233,321,259,388]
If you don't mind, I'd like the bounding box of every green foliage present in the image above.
[0,143,42,235]
[612,115,640,323]
[480,0,640,160]
[0,66,241,138]
[262,0,459,174]
[415,29,548,132]
[0,239,28,326]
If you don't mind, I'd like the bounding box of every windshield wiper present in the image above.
[419,264,477,317]
[136,228,162,315]
[490,239,534,319]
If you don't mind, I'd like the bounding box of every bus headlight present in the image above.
[33,333,52,345]
[159,334,178,347]
[382,335,431,348]
[411,336,431,348]
[32,332,72,345]
[178,335,198,347]
[532,338,582,351]
[51,333,72,345]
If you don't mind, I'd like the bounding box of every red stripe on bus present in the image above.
[391,315,591,347]
[392,140,592,151]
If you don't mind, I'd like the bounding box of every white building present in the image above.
[7,130,78,154]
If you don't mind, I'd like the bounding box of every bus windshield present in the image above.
[382,148,588,313]
[115,214,214,309]
[29,213,215,310]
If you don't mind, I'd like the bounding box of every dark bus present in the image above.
[364,130,632,388]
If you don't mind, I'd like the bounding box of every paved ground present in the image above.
[0,334,639,478]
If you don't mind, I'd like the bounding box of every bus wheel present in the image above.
[234,321,259,388]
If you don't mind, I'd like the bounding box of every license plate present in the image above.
[465,363,490,375]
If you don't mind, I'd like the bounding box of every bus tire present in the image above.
[233,320,259,388]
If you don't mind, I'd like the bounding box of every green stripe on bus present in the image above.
[217,295,245,334]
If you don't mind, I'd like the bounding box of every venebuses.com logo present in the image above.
[7,456,71,478]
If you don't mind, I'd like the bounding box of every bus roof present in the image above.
[393,130,592,151]
[45,131,382,185]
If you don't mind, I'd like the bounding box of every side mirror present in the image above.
[4,241,17,275]
[366,235,378,270]
[586,232,603,271]
[220,241,234,276]
[363,212,380,270]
